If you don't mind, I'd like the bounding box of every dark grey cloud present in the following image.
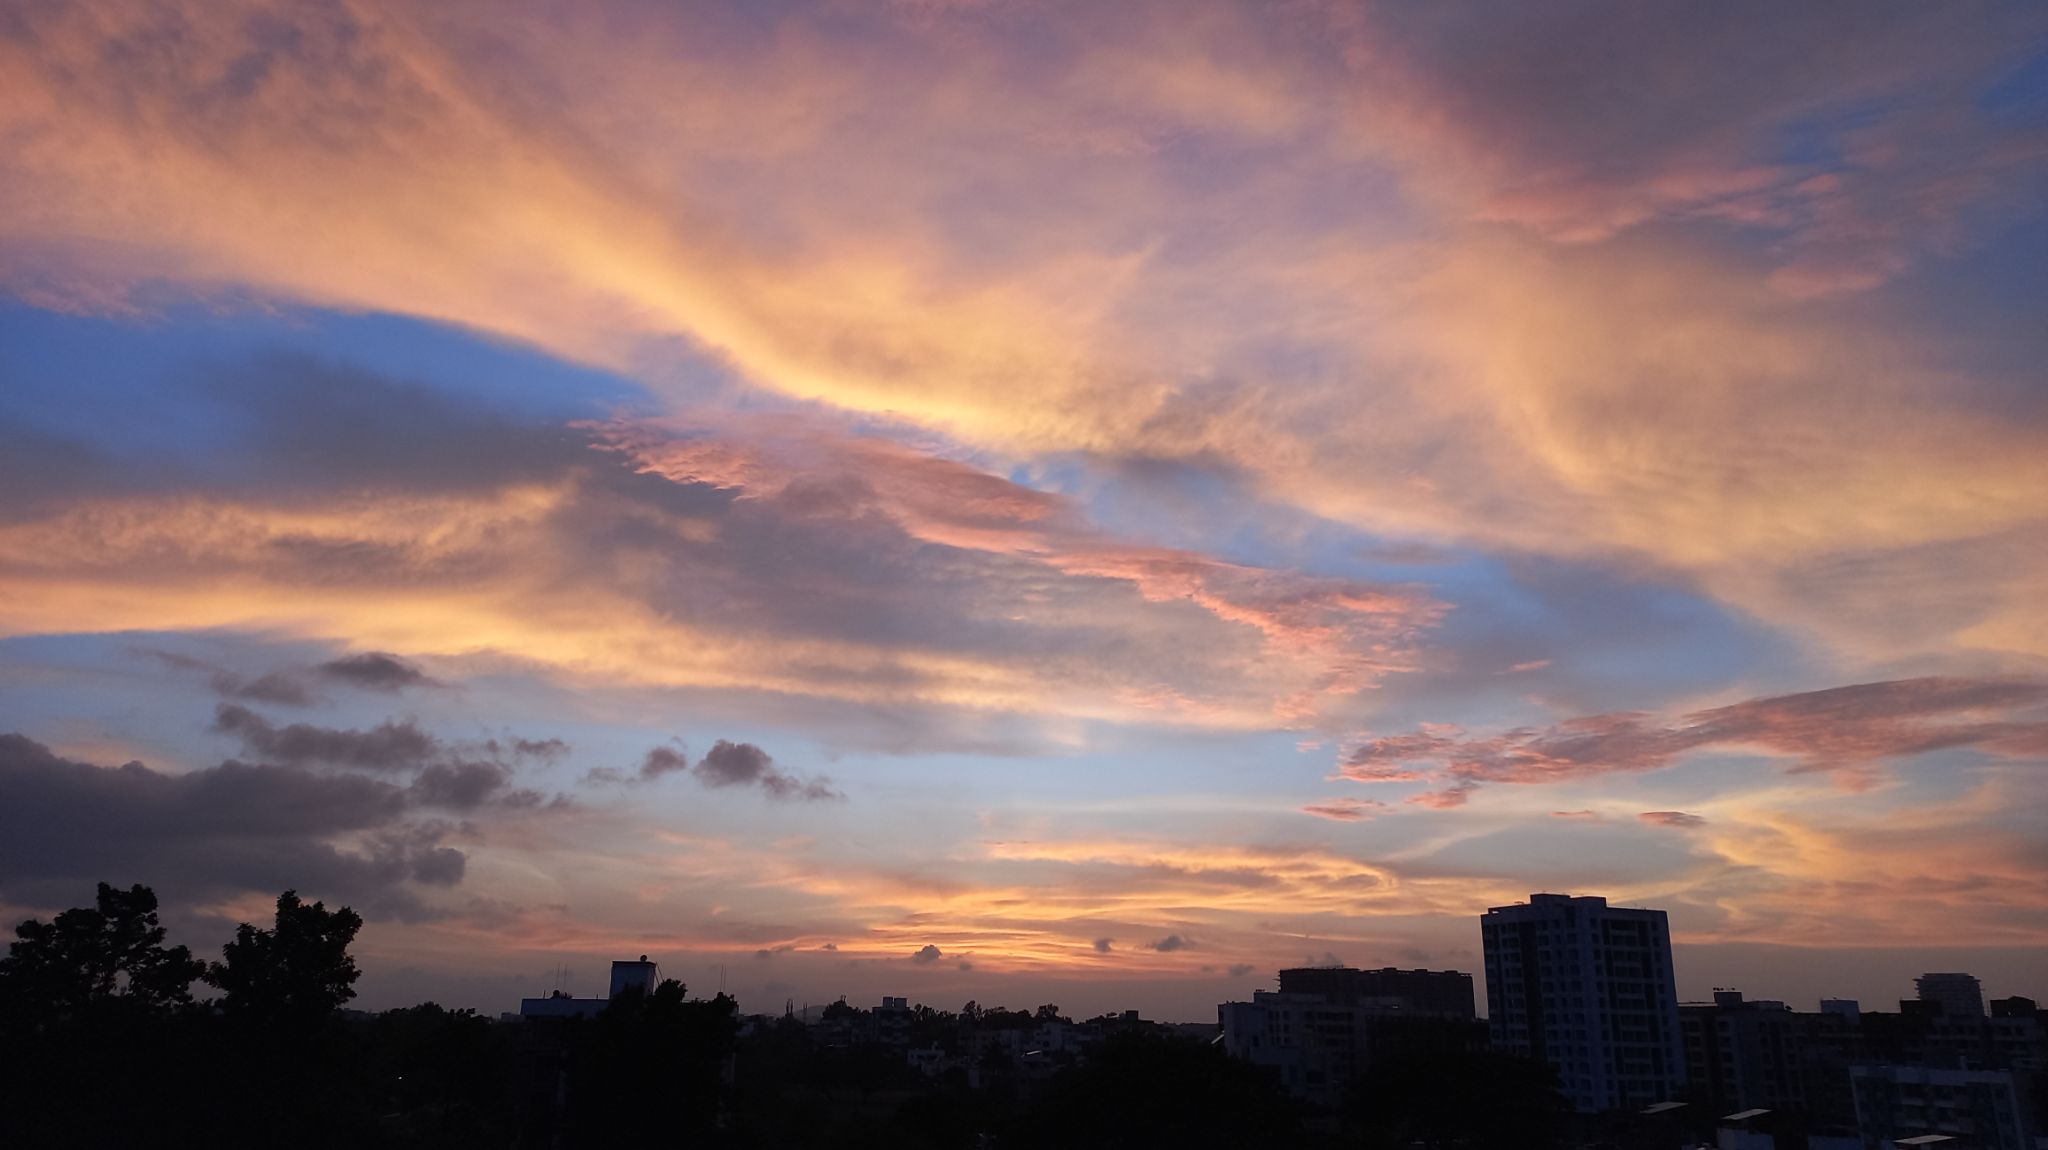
[1226,963,1256,978]
[206,706,562,811]
[577,743,690,787]
[212,703,439,771]
[489,736,570,760]
[222,670,318,706]
[408,761,513,810]
[695,740,771,788]
[911,944,942,964]
[133,647,318,706]
[1148,934,1190,953]
[1638,810,1707,830]
[408,846,467,885]
[0,733,457,921]
[641,745,690,779]
[1093,937,1113,954]
[316,651,440,692]
[589,738,842,801]
[695,739,843,802]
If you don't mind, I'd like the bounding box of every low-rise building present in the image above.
[1219,985,1485,1109]
[518,956,665,1020]
[1850,1064,2036,1150]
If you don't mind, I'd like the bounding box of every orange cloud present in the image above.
[2,1,2044,672]
[0,389,1435,734]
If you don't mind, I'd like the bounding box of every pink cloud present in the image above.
[1300,797,1389,822]
[1638,810,1707,830]
[1406,785,1473,810]
[597,415,1443,720]
[1340,677,2048,801]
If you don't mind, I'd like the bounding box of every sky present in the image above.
[1,0,2046,1022]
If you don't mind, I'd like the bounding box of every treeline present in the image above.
[0,881,1569,1149]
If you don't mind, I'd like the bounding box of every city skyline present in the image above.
[3,1,2047,1025]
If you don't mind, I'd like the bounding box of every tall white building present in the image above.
[1480,893,1686,1113]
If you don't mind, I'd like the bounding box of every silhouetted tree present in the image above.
[364,1002,517,1148]
[1345,1049,1570,1149]
[0,883,212,1148]
[206,888,362,1033]
[0,882,205,1027]
[1009,1032,1307,1149]
[567,979,740,1145]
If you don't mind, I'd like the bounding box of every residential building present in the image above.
[1480,892,1686,1112]
[1850,1064,2036,1150]
[1680,989,1808,1116]
[608,955,660,998]
[1916,972,1985,1021]
[1277,966,1476,1019]
[1220,984,1485,1109]
[519,956,664,1020]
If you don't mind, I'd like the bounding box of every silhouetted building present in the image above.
[874,996,912,1048]
[1276,966,1476,1019]
[519,956,663,1019]
[1992,996,2040,1019]
[1480,892,1685,1113]
[1681,989,1808,1116]
[609,955,660,998]
[1851,1064,2037,1150]
[1220,978,1485,1108]
[1917,972,1986,1021]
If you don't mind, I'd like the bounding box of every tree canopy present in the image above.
[206,888,363,1031]
[0,881,205,1025]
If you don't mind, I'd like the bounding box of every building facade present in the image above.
[1277,966,1476,1019]
[1850,1064,2037,1150]
[1915,972,1986,1021]
[519,956,665,1020]
[1480,892,1686,1113]
[1679,990,1808,1116]
[1220,985,1484,1109]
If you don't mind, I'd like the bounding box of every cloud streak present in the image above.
[1341,678,2048,803]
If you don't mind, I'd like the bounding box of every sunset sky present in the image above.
[2,0,2045,1020]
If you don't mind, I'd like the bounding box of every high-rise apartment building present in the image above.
[1480,893,1686,1112]
[1915,972,1985,1020]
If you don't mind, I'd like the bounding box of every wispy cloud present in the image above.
[1340,678,2048,802]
